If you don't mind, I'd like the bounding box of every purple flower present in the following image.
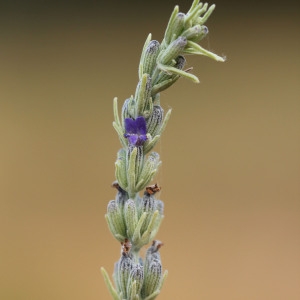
[124,116,148,146]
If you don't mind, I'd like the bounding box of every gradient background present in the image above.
[1,0,299,299]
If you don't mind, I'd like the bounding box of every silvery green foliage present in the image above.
[102,1,224,299]
[106,185,164,252]
[102,242,167,300]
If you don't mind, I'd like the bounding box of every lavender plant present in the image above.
[101,1,224,299]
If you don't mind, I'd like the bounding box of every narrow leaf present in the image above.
[101,267,120,300]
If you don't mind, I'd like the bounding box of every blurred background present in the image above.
[0,0,299,299]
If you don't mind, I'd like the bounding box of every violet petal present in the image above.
[125,118,137,134]
[128,135,138,145]
[135,116,147,135]
[139,135,147,143]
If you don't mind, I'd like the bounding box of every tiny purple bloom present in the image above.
[124,116,148,146]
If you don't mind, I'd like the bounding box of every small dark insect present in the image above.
[145,183,161,195]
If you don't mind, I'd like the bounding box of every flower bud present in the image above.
[146,105,164,137]
[127,264,144,298]
[175,55,186,70]
[171,12,185,37]
[190,25,208,43]
[136,152,160,192]
[142,40,160,76]
[189,25,209,43]
[131,192,164,247]
[135,73,152,117]
[139,192,157,234]
[126,145,145,197]
[182,24,202,39]
[141,192,156,212]
[124,199,138,238]
[106,200,126,241]
[159,36,187,65]
[142,259,162,298]
[141,240,164,297]
[115,148,128,191]
[164,12,185,45]
[116,254,134,298]
[122,97,135,122]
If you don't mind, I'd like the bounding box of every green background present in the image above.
[1,0,299,299]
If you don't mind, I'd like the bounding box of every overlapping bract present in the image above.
[106,185,164,252]
[101,241,167,300]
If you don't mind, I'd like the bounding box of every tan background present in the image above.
[1,0,299,299]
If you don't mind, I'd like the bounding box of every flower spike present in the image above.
[102,1,224,299]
